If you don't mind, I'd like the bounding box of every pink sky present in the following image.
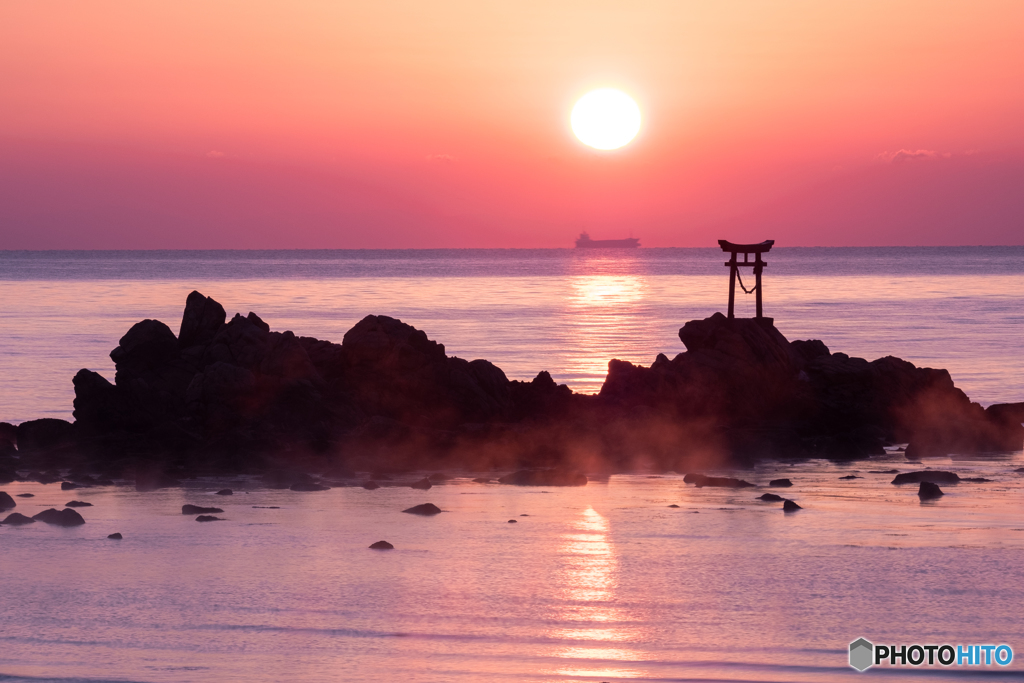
[2,1,1022,248]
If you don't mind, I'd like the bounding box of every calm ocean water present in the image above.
[1,248,1023,682]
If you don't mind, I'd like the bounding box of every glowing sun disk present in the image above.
[571,89,641,150]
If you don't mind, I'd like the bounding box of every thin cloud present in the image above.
[877,149,951,163]
[206,150,226,158]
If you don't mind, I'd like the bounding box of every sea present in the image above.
[1,247,1023,682]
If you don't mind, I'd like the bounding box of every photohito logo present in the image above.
[849,638,1013,671]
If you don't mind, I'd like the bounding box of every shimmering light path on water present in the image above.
[1,457,1023,682]
[1,251,1022,421]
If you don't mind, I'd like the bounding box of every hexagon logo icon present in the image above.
[850,638,874,671]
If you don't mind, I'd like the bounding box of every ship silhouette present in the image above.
[574,232,640,248]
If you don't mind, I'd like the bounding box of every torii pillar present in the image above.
[718,239,775,319]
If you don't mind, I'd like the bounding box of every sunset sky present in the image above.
[2,0,1022,248]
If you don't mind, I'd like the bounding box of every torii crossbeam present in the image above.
[718,239,775,319]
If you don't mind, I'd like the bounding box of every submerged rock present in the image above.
[498,469,587,487]
[362,481,380,490]
[65,500,93,507]
[369,540,394,550]
[918,482,944,499]
[1,512,35,525]
[108,532,123,539]
[892,471,960,485]
[667,504,680,508]
[769,478,793,487]
[684,473,754,488]
[182,504,224,515]
[839,475,862,480]
[215,488,233,495]
[508,519,517,523]
[16,493,34,498]
[402,503,442,516]
[0,491,15,510]
[290,482,330,491]
[783,500,802,512]
[758,493,785,502]
[195,515,223,522]
[409,477,433,490]
[33,508,86,526]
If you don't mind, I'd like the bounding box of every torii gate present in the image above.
[718,239,775,319]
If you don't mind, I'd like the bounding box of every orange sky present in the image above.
[2,1,1022,248]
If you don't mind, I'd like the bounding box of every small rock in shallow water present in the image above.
[16,493,34,498]
[369,540,394,550]
[215,489,233,495]
[402,503,442,516]
[759,493,785,502]
[362,481,379,490]
[892,471,959,485]
[290,482,330,492]
[783,500,802,512]
[428,473,451,483]
[33,508,86,526]
[60,481,81,490]
[410,477,432,490]
[1,512,34,525]
[182,504,223,515]
[839,475,862,480]
[65,500,93,507]
[252,506,281,509]
[668,504,680,508]
[1015,468,1024,473]
[508,519,517,523]
[107,532,122,539]
[195,515,223,522]
[0,491,15,509]
[769,478,793,487]
[918,482,944,500]
[868,470,899,474]
[684,473,754,488]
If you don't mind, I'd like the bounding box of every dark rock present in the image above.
[758,493,785,502]
[918,482,944,499]
[0,421,17,450]
[960,477,992,483]
[0,491,15,510]
[16,493,34,498]
[1015,468,1024,473]
[1,512,34,525]
[136,471,181,492]
[428,473,451,483]
[15,418,75,456]
[195,515,223,522]
[65,500,93,507]
[362,481,379,490]
[769,478,793,487]
[290,482,330,491]
[108,532,123,539]
[402,503,442,516]
[61,481,81,490]
[29,470,62,484]
[498,469,587,486]
[869,470,900,474]
[0,468,16,484]
[178,290,226,349]
[369,471,394,481]
[668,504,680,508]
[33,508,86,526]
[182,504,224,515]
[410,477,432,490]
[472,477,493,483]
[215,488,233,495]
[783,499,802,512]
[253,506,280,509]
[892,471,960,485]
[683,473,754,488]
[839,475,862,480]
[508,519,517,523]
[369,540,394,549]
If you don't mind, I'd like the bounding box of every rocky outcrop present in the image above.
[0,491,15,510]
[369,540,393,549]
[758,493,785,502]
[892,471,960,485]
[919,482,944,499]
[769,478,792,487]
[33,508,86,526]
[402,503,442,516]
[783,500,802,511]
[2,512,34,525]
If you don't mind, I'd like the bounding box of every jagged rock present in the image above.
[402,503,442,516]
[919,482,944,499]
[683,473,754,488]
[892,471,960,485]
[182,505,224,514]
[65,500,92,507]
[216,488,233,495]
[0,491,15,510]
[410,477,432,490]
[369,540,394,549]
[290,482,330,491]
[178,291,226,349]
[33,508,86,526]
[498,469,587,486]
[195,515,223,522]
[783,499,802,511]
[758,493,785,502]
[769,478,792,487]
[108,532,123,539]
[2,512,34,525]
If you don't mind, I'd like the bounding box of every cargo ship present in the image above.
[574,232,640,248]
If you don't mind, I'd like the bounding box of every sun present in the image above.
[571,89,641,150]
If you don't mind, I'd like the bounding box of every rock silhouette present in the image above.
[684,473,754,488]
[0,491,15,510]
[216,488,233,495]
[65,500,93,507]
[369,540,394,549]
[108,532,123,539]
[402,503,442,516]
[758,493,785,502]
[33,508,86,526]
[409,478,432,490]
[919,482,944,499]
[195,515,222,522]
[2,512,35,525]
[0,292,1009,479]
[498,469,587,486]
[769,478,792,487]
[783,500,802,512]
[892,471,960,485]
[182,505,224,515]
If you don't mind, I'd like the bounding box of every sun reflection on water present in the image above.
[545,507,649,678]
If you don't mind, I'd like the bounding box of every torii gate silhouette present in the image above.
[718,239,775,319]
